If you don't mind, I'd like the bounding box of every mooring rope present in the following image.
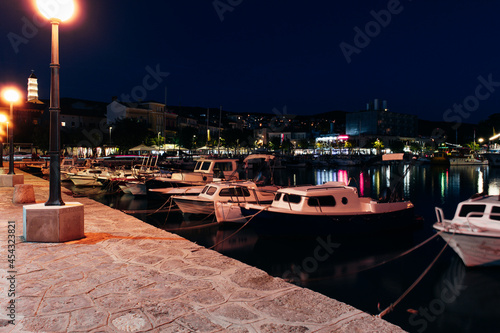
[376,230,454,319]
[193,204,271,252]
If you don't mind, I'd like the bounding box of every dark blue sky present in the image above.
[2,0,500,122]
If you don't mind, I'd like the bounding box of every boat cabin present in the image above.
[443,195,500,226]
[270,181,364,213]
[171,159,239,182]
[198,181,275,204]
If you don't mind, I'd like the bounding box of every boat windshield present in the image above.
[206,186,217,196]
[307,196,336,207]
[283,194,302,204]
[458,204,486,218]
[491,206,500,221]
[219,187,250,197]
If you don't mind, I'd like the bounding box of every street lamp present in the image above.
[0,114,7,167]
[36,0,75,206]
[2,88,20,175]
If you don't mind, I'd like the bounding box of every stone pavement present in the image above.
[0,169,405,332]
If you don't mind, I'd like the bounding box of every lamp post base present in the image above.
[23,202,84,242]
[0,174,24,187]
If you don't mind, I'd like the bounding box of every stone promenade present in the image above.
[0,169,405,332]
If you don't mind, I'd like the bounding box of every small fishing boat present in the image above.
[147,158,240,190]
[68,168,108,186]
[449,155,488,166]
[433,194,500,266]
[173,181,278,216]
[217,181,414,235]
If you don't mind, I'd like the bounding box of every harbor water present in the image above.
[62,164,500,333]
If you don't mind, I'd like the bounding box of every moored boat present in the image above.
[433,194,500,266]
[173,181,278,216]
[147,158,239,190]
[218,181,414,235]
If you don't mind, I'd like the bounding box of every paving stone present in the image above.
[231,266,290,291]
[17,313,70,332]
[93,294,141,314]
[253,289,357,324]
[110,309,153,332]
[142,300,194,327]
[210,303,259,322]
[184,288,226,305]
[259,323,310,333]
[175,313,224,332]
[38,295,94,315]
[68,307,109,331]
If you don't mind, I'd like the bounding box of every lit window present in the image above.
[61,122,66,127]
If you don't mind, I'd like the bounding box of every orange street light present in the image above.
[36,0,75,22]
[1,88,21,174]
[36,0,76,206]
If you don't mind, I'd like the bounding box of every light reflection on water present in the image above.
[65,163,500,333]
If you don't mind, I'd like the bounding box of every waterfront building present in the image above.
[106,99,178,142]
[346,100,418,137]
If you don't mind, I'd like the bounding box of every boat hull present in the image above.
[70,176,102,187]
[239,206,415,235]
[174,197,215,215]
[435,228,500,267]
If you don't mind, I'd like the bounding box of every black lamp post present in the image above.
[0,114,7,168]
[37,0,75,206]
[2,89,20,175]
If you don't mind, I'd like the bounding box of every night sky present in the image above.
[2,0,500,122]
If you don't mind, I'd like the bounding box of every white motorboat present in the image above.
[434,194,500,266]
[68,168,108,186]
[449,155,488,166]
[173,181,279,216]
[217,181,414,235]
[147,158,239,190]
[148,185,205,197]
[119,181,147,196]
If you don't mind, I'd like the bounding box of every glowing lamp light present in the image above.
[338,135,349,140]
[36,0,75,22]
[0,114,7,123]
[2,89,20,103]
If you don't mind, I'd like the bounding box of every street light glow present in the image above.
[0,115,7,123]
[36,0,75,22]
[2,89,20,103]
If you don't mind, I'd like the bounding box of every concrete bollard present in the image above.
[13,184,36,204]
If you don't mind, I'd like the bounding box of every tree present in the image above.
[467,141,480,152]
[372,139,384,154]
[111,118,152,152]
[389,140,405,153]
[177,126,198,150]
[409,142,421,154]
[268,137,281,151]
